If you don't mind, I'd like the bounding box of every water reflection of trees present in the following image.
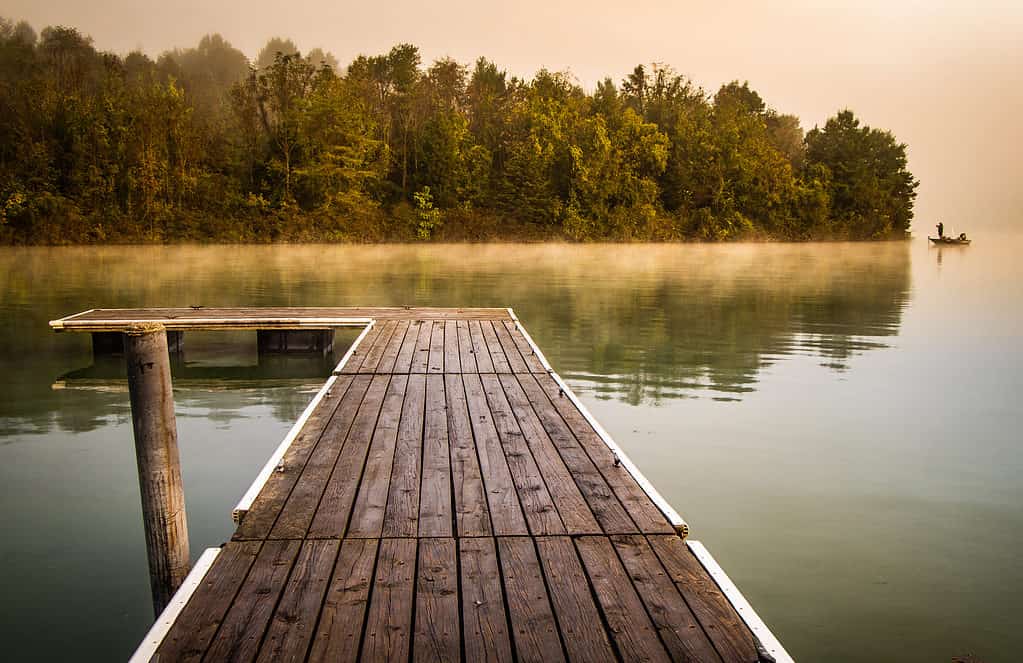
[0,242,910,433]
[520,244,911,404]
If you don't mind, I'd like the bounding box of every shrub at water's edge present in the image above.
[0,21,918,244]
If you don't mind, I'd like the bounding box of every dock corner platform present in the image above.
[52,307,791,662]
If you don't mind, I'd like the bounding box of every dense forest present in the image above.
[0,19,918,243]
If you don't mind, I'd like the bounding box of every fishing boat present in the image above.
[929,235,971,246]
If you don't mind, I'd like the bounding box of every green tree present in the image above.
[805,110,918,238]
[0,24,920,244]
[253,52,316,203]
[255,37,298,71]
[296,73,387,211]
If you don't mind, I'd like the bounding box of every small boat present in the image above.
[929,235,971,246]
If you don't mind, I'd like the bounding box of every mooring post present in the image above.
[124,323,190,616]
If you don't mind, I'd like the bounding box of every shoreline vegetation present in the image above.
[0,20,919,245]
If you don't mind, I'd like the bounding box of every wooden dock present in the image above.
[51,308,791,662]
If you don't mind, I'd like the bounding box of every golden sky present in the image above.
[6,0,1022,230]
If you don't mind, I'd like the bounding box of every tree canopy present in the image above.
[0,19,918,243]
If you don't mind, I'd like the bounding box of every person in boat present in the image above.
[936,221,944,238]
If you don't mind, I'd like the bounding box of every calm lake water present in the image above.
[1,239,1020,662]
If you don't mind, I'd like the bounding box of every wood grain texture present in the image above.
[444,373,492,537]
[270,375,371,540]
[492,321,529,373]
[376,320,410,373]
[497,537,566,663]
[143,314,763,663]
[535,537,617,663]
[513,372,637,536]
[575,536,672,663]
[382,373,426,537]
[414,538,461,663]
[462,373,529,536]
[358,320,398,374]
[460,537,514,663]
[125,326,190,613]
[55,307,513,332]
[203,540,301,663]
[154,541,261,662]
[456,320,478,374]
[419,374,454,537]
[306,374,390,539]
[411,321,433,374]
[613,534,723,663]
[467,320,495,373]
[428,321,446,374]
[308,538,379,662]
[234,376,352,540]
[347,375,408,538]
[256,539,339,663]
[340,325,383,375]
[647,535,759,663]
[444,320,461,374]
[480,321,512,373]
[360,538,417,661]
[497,374,601,535]
[502,322,547,373]
[533,373,674,534]
[393,320,422,373]
[480,374,564,536]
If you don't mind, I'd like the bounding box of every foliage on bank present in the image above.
[0,19,918,244]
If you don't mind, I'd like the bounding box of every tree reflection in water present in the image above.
[0,241,910,432]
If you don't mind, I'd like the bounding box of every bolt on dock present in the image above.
[50,307,792,662]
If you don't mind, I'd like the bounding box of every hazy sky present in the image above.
[5,0,1022,231]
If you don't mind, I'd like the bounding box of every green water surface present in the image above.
[0,240,1020,662]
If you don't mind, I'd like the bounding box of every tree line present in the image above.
[0,19,919,243]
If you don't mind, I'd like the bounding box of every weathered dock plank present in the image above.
[203,539,301,662]
[534,536,617,661]
[46,307,784,662]
[419,374,454,537]
[460,536,515,663]
[305,375,389,539]
[307,538,378,661]
[498,537,566,663]
[413,538,461,662]
[575,536,673,663]
[360,538,416,661]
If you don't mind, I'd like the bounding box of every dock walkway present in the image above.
[51,308,788,662]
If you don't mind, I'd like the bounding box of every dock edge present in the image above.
[506,308,691,538]
[509,307,792,659]
[127,547,221,663]
[231,321,376,522]
[688,540,795,663]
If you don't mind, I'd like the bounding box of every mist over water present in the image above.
[0,238,1021,661]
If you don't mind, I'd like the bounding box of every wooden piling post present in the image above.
[124,323,190,615]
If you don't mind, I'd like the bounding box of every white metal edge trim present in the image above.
[511,318,552,372]
[687,540,795,663]
[232,320,375,522]
[508,311,689,536]
[50,316,373,330]
[332,321,376,374]
[128,547,221,663]
[231,373,339,521]
[48,308,96,330]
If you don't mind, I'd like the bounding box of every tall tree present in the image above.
[805,110,918,238]
[255,37,298,71]
[254,52,316,203]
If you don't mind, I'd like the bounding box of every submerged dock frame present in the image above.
[51,307,793,663]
